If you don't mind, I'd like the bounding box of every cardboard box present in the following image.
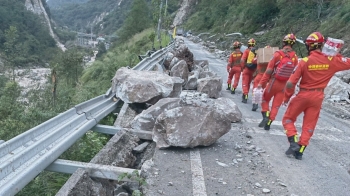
[257,47,279,64]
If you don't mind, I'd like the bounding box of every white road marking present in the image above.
[190,149,207,196]
[244,118,348,143]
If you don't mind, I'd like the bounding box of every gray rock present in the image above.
[193,60,209,71]
[262,188,271,193]
[111,67,183,104]
[152,106,231,148]
[170,60,189,85]
[131,98,182,132]
[213,97,242,122]
[114,103,138,128]
[184,70,199,90]
[197,77,222,98]
[198,71,217,79]
[325,76,350,101]
[163,52,174,70]
[169,57,179,70]
[255,183,262,188]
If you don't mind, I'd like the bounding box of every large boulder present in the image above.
[169,57,179,70]
[111,67,183,104]
[163,52,174,70]
[198,71,217,79]
[152,106,231,149]
[183,70,199,90]
[131,98,182,132]
[325,76,350,101]
[213,98,242,122]
[174,45,194,71]
[114,103,138,128]
[197,77,222,98]
[193,60,209,71]
[170,60,189,85]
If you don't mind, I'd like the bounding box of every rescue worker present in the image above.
[226,41,243,94]
[241,38,257,102]
[283,32,350,160]
[252,45,271,111]
[257,34,298,130]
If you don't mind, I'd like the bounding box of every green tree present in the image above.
[118,0,152,42]
[3,26,20,80]
[96,42,107,59]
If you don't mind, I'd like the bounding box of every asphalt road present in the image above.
[144,38,350,196]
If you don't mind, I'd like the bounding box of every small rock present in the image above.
[247,141,251,144]
[222,181,227,185]
[157,190,164,194]
[232,159,238,164]
[168,182,173,186]
[278,182,287,187]
[253,152,259,156]
[255,183,262,188]
[237,158,243,162]
[236,154,242,158]
[216,161,229,167]
[262,188,271,193]
[181,170,185,174]
[154,172,159,175]
[237,187,242,189]
[247,194,254,196]
[246,145,256,151]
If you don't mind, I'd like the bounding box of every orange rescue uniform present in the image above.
[283,51,350,146]
[241,48,256,95]
[227,50,242,88]
[259,46,298,121]
[253,63,268,89]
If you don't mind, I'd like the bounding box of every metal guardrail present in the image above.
[0,42,174,196]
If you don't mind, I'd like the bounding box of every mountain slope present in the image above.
[48,0,129,35]
[184,0,350,56]
[0,0,59,64]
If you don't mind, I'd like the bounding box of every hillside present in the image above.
[0,0,59,65]
[184,0,350,57]
[48,0,180,36]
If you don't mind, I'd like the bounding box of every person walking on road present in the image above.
[251,45,272,111]
[241,38,257,103]
[283,32,350,160]
[226,41,243,94]
[257,34,298,130]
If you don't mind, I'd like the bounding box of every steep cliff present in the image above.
[25,0,66,51]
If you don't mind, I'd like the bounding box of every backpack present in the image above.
[246,48,257,70]
[274,50,296,81]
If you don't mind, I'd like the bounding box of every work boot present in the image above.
[231,87,235,94]
[294,145,306,160]
[258,111,269,127]
[242,94,248,103]
[226,84,231,90]
[252,103,258,111]
[264,119,273,130]
[285,135,300,156]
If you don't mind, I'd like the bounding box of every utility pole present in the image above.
[157,0,163,44]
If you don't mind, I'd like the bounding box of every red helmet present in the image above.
[304,32,325,49]
[283,33,296,45]
[248,38,256,46]
[233,41,241,48]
